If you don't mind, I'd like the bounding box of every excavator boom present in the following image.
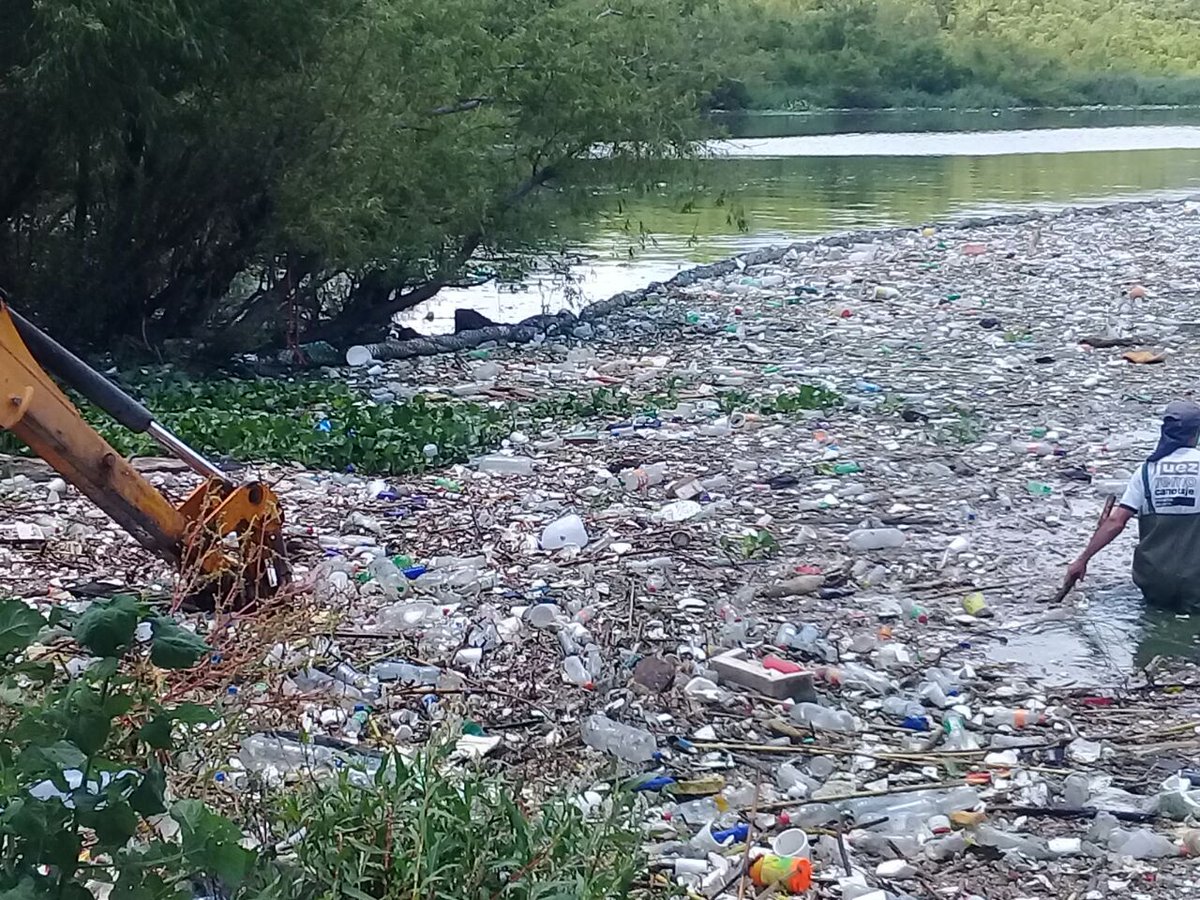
[0,300,288,603]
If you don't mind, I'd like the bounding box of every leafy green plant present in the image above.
[934,408,986,445]
[0,376,680,477]
[721,528,780,560]
[0,595,255,898]
[759,386,842,414]
[248,743,645,900]
[717,385,841,416]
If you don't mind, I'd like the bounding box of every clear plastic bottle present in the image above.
[674,797,722,825]
[1063,773,1090,807]
[586,644,604,680]
[563,655,592,686]
[941,713,980,751]
[367,555,410,600]
[781,803,839,828]
[986,709,1043,729]
[476,455,534,475]
[373,661,441,685]
[790,702,857,733]
[579,714,656,762]
[972,824,1053,860]
[881,697,924,719]
[847,528,906,551]
[925,832,968,862]
[375,602,442,633]
[1109,829,1179,859]
[621,462,667,491]
[840,787,980,824]
[775,623,798,648]
[290,668,366,703]
[344,705,370,738]
[820,663,895,695]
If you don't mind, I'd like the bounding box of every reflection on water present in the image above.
[721,106,1200,139]
[712,127,1200,158]
[400,110,1200,333]
[987,582,1200,687]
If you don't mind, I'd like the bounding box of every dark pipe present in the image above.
[7,307,153,433]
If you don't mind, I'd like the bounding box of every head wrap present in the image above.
[1148,400,1200,463]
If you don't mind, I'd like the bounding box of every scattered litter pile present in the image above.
[6,200,1200,898]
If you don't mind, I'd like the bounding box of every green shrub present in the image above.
[0,594,253,898]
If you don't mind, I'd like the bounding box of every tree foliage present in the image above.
[0,0,723,352]
[721,0,1200,110]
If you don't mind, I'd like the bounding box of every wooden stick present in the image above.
[993,804,1159,824]
[1050,495,1115,603]
[756,779,967,813]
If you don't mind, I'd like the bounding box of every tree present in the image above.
[0,0,724,354]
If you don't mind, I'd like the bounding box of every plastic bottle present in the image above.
[847,528,906,551]
[620,462,667,491]
[986,709,1043,729]
[972,824,1053,860]
[238,733,380,787]
[540,514,589,549]
[563,656,592,686]
[780,803,839,829]
[579,715,656,762]
[290,668,366,703]
[476,455,534,475]
[1062,773,1090,807]
[925,832,968,862]
[882,697,924,719]
[840,787,980,824]
[367,555,411,600]
[941,713,979,751]
[674,796,723,825]
[1110,829,1179,859]
[1015,441,1055,457]
[819,663,895,695]
[375,602,443,633]
[790,702,857,733]
[776,622,820,651]
[344,704,370,738]
[373,661,441,685]
[777,761,819,797]
[586,644,603,680]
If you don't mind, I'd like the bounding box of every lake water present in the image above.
[399,106,1200,333]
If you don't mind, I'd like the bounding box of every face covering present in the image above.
[1148,400,1200,463]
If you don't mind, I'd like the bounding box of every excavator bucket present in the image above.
[0,300,289,605]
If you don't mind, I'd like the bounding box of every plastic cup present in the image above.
[345,345,374,367]
[771,827,811,859]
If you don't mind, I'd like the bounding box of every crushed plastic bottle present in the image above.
[476,454,534,475]
[790,702,858,733]
[1109,828,1179,859]
[580,715,656,762]
[621,462,667,491]
[373,661,441,685]
[847,528,906,551]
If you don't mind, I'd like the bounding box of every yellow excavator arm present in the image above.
[0,299,288,604]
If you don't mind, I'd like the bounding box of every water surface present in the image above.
[401,107,1200,332]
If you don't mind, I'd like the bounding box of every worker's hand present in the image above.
[1065,557,1088,586]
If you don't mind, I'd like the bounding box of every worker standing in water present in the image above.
[1064,400,1200,610]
